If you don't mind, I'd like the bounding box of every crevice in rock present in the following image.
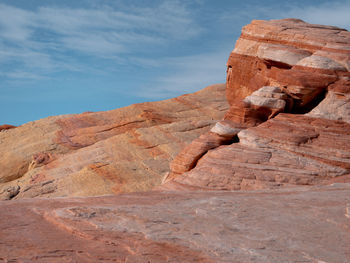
[222,135,240,145]
[291,88,328,114]
[7,185,20,200]
[263,59,292,70]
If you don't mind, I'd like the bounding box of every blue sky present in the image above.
[1,0,350,125]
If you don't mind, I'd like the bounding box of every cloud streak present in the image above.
[2,0,349,103]
[0,1,202,81]
[133,49,230,99]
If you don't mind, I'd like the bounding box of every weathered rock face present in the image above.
[164,19,350,191]
[164,120,244,183]
[1,184,349,262]
[225,18,350,124]
[163,114,350,191]
[0,84,228,200]
[307,89,350,122]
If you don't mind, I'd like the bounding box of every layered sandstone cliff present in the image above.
[225,18,350,124]
[163,19,350,190]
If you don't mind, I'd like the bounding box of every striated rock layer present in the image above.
[1,183,349,263]
[225,18,350,125]
[0,84,228,200]
[164,19,350,190]
[163,114,350,190]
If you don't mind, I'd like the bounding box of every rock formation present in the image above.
[0,84,228,200]
[225,18,350,124]
[1,19,350,262]
[0,124,16,132]
[163,18,350,190]
[163,114,350,190]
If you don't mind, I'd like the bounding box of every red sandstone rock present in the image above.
[0,84,228,199]
[165,19,350,190]
[0,124,16,132]
[162,114,350,191]
[225,18,350,124]
[227,85,292,126]
[165,132,234,182]
[0,184,349,262]
[164,121,245,183]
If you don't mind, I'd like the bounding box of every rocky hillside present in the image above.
[0,84,228,200]
[0,19,349,262]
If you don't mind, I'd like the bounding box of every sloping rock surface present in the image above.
[1,184,349,263]
[0,84,228,200]
[163,114,350,191]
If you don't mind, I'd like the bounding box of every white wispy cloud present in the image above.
[0,71,46,80]
[0,4,34,42]
[4,0,349,99]
[134,49,230,99]
[0,1,202,80]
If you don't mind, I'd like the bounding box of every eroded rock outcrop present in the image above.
[0,84,228,200]
[225,18,350,124]
[1,18,350,263]
[164,19,350,191]
[163,114,350,191]
[164,120,244,183]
